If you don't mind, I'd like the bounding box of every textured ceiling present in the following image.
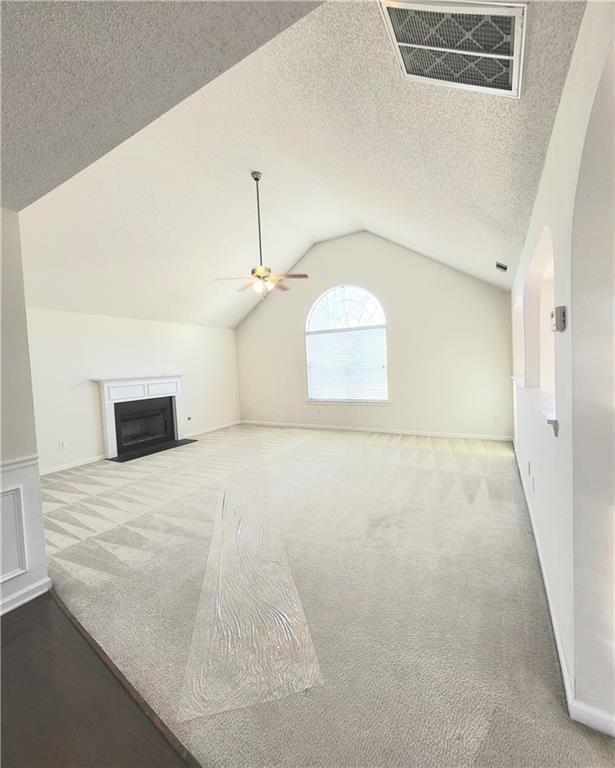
[18,0,585,328]
[0,0,320,210]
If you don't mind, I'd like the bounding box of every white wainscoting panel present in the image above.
[1,486,27,581]
[0,455,51,614]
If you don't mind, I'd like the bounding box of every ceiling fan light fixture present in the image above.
[217,171,309,295]
[252,278,275,296]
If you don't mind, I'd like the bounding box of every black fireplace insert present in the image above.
[112,396,195,461]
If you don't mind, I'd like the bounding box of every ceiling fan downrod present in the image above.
[216,171,308,296]
[251,170,263,268]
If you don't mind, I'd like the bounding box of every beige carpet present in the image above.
[41,425,613,767]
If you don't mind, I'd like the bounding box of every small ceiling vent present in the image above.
[380,1,526,98]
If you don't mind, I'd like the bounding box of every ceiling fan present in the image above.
[217,171,308,298]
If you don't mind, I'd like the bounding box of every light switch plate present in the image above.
[550,305,566,332]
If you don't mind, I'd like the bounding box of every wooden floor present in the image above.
[1,593,191,768]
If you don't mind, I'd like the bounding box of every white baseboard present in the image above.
[512,445,575,708]
[38,421,509,475]
[39,421,243,475]
[569,698,615,737]
[241,420,513,442]
[0,576,52,616]
[185,420,242,438]
[41,454,106,475]
[495,445,615,738]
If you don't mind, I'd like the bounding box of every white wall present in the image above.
[571,47,614,727]
[539,268,555,393]
[1,209,51,613]
[26,309,240,473]
[523,226,554,388]
[2,210,38,462]
[512,294,524,381]
[511,0,613,736]
[237,231,512,439]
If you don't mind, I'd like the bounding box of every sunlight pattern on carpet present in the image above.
[177,490,322,720]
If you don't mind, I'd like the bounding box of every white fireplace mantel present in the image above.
[93,375,183,459]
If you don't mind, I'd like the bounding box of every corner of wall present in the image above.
[1,209,51,614]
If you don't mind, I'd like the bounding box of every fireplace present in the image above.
[94,375,196,461]
[94,374,194,461]
[114,396,175,456]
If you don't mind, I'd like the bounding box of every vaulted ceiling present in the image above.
[14,1,585,328]
[1,0,320,210]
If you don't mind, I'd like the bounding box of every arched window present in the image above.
[305,285,388,402]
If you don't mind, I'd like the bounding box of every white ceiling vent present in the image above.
[380,1,526,98]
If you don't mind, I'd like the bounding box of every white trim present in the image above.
[39,421,243,475]
[1,457,51,615]
[306,399,390,406]
[512,443,574,707]
[242,420,513,442]
[0,576,52,616]
[94,375,184,459]
[569,698,615,738]
[40,454,106,476]
[0,454,39,472]
[93,374,182,384]
[0,486,28,582]
[306,324,386,337]
[185,421,242,438]
[397,41,514,61]
[397,41,515,61]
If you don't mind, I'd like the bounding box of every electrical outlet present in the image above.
[58,440,65,449]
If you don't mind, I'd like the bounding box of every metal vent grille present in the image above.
[380,2,526,97]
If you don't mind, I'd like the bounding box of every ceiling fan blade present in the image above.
[216,276,249,281]
[270,273,309,280]
[237,280,255,292]
[272,281,289,291]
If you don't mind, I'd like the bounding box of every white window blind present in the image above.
[305,285,388,402]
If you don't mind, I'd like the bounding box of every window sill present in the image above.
[306,399,390,406]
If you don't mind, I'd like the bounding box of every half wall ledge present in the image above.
[512,378,558,437]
